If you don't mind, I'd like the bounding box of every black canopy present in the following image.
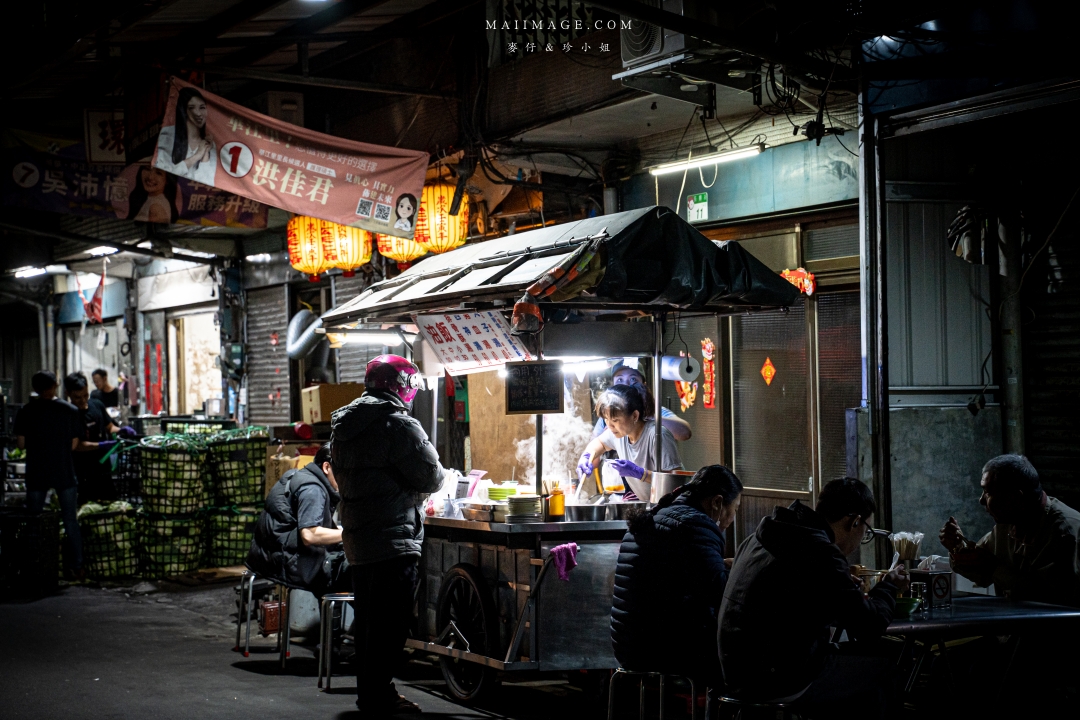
[323,206,799,326]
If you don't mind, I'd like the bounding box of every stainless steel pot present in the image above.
[565,504,614,522]
[611,502,647,520]
[649,472,689,504]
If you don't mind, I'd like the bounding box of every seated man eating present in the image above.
[940,453,1080,606]
[718,478,907,718]
[247,443,350,596]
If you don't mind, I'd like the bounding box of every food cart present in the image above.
[321,206,799,700]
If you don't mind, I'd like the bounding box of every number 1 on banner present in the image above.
[219,142,253,178]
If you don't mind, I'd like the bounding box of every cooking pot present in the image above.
[649,472,688,504]
[565,504,614,522]
[612,501,647,520]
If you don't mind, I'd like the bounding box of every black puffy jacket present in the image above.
[718,501,897,700]
[331,390,444,566]
[246,462,339,590]
[611,496,728,678]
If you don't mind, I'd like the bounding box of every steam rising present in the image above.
[514,379,593,494]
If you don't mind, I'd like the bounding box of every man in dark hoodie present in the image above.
[718,478,908,716]
[246,443,349,596]
[331,355,444,718]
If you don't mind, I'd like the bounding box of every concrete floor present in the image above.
[0,580,608,720]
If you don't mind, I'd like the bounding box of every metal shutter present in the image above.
[661,315,723,470]
[805,224,859,261]
[731,302,811,492]
[245,286,291,425]
[816,293,863,483]
[333,275,383,383]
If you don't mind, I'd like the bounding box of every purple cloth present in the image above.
[550,542,580,582]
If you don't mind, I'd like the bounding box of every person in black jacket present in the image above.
[246,443,349,596]
[332,355,444,718]
[611,465,743,679]
[719,478,908,717]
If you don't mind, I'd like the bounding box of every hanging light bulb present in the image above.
[286,215,331,281]
[375,233,426,270]
[416,181,469,254]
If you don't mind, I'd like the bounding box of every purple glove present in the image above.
[611,459,645,480]
[117,426,137,439]
[98,440,118,451]
[576,453,593,478]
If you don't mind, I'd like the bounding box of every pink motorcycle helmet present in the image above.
[365,354,424,404]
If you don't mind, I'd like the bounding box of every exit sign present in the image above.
[687,192,708,222]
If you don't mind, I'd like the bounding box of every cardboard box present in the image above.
[264,442,323,497]
[300,383,365,425]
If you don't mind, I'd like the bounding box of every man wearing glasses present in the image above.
[718,477,908,718]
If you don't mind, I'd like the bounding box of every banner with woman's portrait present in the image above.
[153,77,428,239]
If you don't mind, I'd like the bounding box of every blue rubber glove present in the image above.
[611,459,645,480]
[98,440,118,451]
[117,426,137,439]
[576,453,593,478]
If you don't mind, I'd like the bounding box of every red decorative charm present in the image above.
[701,338,716,409]
[760,357,776,386]
[781,267,816,295]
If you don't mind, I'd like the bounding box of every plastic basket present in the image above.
[161,421,232,436]
[206,436,268,506]
[79,509,139,580]
[206,506,259,568]
[0,509,60,598]
[139,438,209,514]
[112,445,142,505]
[139,512,204,578]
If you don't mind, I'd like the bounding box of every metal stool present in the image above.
[607,668,708,720]
[234,570,293,668]
[318,592,355,689]
[715,691,805,720]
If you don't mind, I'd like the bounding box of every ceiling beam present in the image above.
[212,0,394,69]
[203,66,453,99]
[0,222,220,266]
[164,0,294,56]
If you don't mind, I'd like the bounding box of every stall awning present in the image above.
[323,206,800,326]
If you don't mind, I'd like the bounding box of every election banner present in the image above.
[153,77,428,238]
[3,145,268,228]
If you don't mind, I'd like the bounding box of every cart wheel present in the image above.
[436,564,498,703]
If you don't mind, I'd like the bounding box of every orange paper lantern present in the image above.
[286,215,331,281]
[416,182,469,254]
[322,222,372,277]
[375,233,427,270]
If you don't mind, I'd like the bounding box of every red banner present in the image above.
[153,77,428,238]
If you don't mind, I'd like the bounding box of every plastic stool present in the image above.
[318,592,355,690]
[608,668,709,720]
[234,570,292,668]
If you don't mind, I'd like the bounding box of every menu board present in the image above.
[504,361,564,415]
[417,310,533,376]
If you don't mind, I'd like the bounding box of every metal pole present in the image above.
[999,220,1025,454]
[536,414,543,495]
[653,316,664,473]
[871,115,892,553]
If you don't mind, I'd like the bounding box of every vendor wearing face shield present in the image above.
[577,384,683,499]
[591,362,692,442]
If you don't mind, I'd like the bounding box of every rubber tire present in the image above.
[436,563,499,703]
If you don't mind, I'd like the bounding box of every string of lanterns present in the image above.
[287,179,471,278]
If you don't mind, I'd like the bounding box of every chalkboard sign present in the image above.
[504,361,565,415]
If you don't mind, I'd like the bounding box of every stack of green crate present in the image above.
[138,435,209,578]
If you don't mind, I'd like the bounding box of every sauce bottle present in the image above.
[548,482,565,519]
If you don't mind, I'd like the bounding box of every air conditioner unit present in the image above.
[620,0,720,68]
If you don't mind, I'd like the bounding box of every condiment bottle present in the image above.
[549,482,565,519]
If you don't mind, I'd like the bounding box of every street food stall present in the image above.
[321,206,799,700]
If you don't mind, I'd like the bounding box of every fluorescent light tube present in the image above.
[14,267,47,278]
[649,144,764,176]
[87,246,119,256]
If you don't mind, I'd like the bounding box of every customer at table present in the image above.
[611,464,743,679]
[591,361,692,441]
[940,453,1080,606]
[246,443,350,597]
[718,478,908,716]
[13,370,85,579]
[332,355,444,718]
[577,384,683,497]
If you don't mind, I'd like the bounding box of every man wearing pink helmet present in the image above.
[331,354,444,717]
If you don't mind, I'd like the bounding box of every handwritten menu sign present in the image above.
[504,361,564,415]
[417,310,533,376]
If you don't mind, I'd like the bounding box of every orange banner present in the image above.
[153,77,428,238]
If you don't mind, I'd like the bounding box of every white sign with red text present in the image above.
[417,311,533,376]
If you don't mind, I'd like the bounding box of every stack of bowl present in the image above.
[506,494,542,523]
[487,484,518,502]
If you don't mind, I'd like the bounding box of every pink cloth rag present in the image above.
[550,542,579,582]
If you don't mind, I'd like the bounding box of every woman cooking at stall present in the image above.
[591,361,692,442]
[577,384,683,500]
